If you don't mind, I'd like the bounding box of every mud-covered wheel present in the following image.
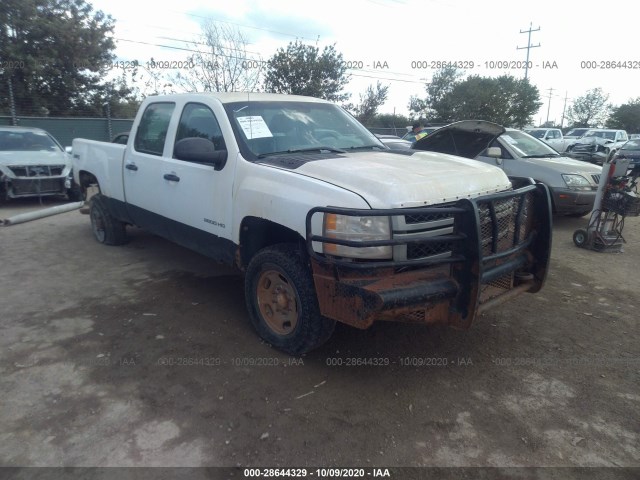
[89,194,127,245]
[573,229,588,248]
[245,244,336,355]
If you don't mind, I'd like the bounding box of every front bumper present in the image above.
[0,168,70,198]
[305,181,552,329]
[1,176,68,198]
[551,187,597,215]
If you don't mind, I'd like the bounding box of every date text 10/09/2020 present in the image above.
[243,468,392,478]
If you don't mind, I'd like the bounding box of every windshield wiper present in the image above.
[344,144,386,151]
[522,153,560,158]
[257,146,346,158]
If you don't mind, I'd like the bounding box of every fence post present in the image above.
[8,76,18,126]
[103,102,112,141]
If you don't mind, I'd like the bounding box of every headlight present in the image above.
[323,214,392,259]
[562,174,591,190]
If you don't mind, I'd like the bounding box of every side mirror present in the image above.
[174,137,227,169]
[65,146,73,154]
[487,146,503,165]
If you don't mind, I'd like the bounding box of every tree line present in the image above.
[1,0,638,132]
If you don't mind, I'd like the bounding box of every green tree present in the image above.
[409,65,464,122]
[366,113,410,129]
[567,88,611,128]
[349,81,389,125]
[0,0,118,116]
[263,41,350,102]
[410,68,540,128]
[606,98,640,132]
[433,75,541,128]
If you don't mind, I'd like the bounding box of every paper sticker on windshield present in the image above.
[237,116,272,139]
[502,134,518,145]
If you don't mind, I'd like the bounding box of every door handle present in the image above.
[163,173,180,182]
[125,163,138,171]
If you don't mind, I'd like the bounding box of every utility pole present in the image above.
[560,91,569,128]
[517,22,540,81]
[545,87,554,125]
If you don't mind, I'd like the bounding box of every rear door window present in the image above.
[134,102,175,156]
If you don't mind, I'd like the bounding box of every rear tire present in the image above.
[245,243,335,355]
[89,194,127,245]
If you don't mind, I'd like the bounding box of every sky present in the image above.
[89,0,640,127]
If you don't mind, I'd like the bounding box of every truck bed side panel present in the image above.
[72,139,126,202]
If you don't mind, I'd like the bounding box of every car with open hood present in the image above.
[0,126,81,202]
[413,121,602,216]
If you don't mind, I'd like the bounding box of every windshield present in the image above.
[583,131,616,140]
[501,130,558,157]
[0,130,63,152]
[565,128,589,137]
[223,101,383,159]
[526,130,546,139]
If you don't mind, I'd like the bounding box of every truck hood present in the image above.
[292,150,511,208]
[0,150,70,167]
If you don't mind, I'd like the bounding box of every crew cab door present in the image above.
[124,101,176,236]
[161,101,235,260]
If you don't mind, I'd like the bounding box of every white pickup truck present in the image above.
[525,128,573,152]
[72,93,552,354]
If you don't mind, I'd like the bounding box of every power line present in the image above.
[115,38,428,85]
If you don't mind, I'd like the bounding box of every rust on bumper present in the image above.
[306,181,552,331]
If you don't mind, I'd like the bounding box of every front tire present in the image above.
[89,194,127,245]
[245,244,335,355]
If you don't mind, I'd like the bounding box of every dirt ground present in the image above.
[0,197,639,474]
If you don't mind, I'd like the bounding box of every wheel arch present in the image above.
[238,216,306,269]
[78,170,100,192]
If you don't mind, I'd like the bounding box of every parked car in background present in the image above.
[566,129,629,164]
[525,128,572,152]
[611,139,640,168]
[374,134,412,150]
[413,123,602,217]
[563,127,590,142]
[628,134,640,140]
[402,126,439,143]
[111,132,130,145]
[0,126,81,203]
